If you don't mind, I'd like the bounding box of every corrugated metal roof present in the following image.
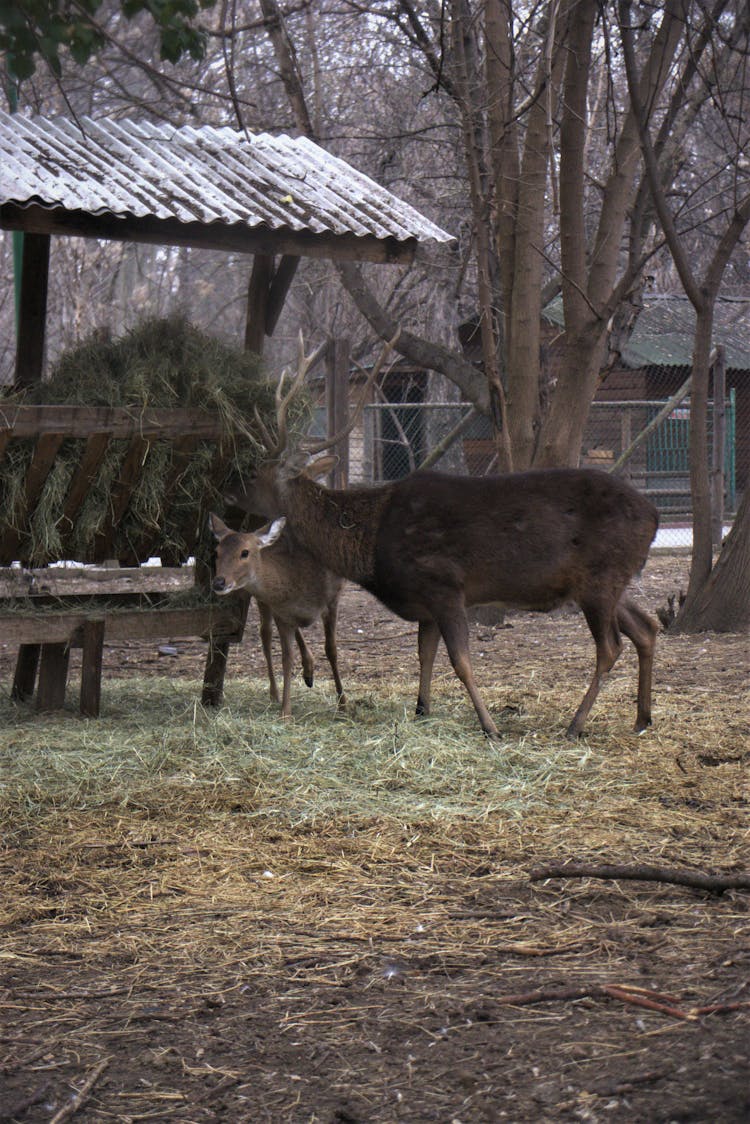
[543,294,750,369]
[0,111,454,246]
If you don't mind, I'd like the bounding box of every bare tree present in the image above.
[255,1,732,471]
[619,0,750,631]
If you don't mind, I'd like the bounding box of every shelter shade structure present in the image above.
[0,112,453,383]
[0,112,454,714]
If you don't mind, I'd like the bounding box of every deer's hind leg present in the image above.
[294,629,315,688]
[617,597,658,731]
[322,595,346,709]
[416,619,440,718]
[567,600,623,738]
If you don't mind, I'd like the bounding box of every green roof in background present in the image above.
[543,294,750,369]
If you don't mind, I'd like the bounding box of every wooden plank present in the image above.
[23,432,65,509]
[36,642,70,710]
[59,432,111,541]
[130,434,200,564]
[0,565,193,598]
[0,404,225,440]
[80,619,105,717]
[11,644,40,701]
[14,233,50,389]
[165,441,231,569]
[1,432,66,563]
[92,435,150,562]
[1,605,245,645]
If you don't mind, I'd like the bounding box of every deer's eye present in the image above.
[240,549,250,559]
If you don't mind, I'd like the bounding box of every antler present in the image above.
[253,334,328,459]
[300,330,401,457]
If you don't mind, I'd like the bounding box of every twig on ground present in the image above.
[602,984,693,1020]
[529,862,750,894]
[49,1057,110,1124]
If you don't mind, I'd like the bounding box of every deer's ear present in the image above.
[257,516,286,549]
[303,455,337,482]
[209,513,231,541]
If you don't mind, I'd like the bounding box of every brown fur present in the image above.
[228,463,659,738]
[209,513,345,718]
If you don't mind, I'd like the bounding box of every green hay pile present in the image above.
[1,317,307,565]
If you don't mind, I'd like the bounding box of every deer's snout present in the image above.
[213,576,228,593]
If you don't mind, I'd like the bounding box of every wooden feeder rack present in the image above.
[1,403,252,714]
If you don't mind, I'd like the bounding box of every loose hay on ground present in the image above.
[0,560,748,1122]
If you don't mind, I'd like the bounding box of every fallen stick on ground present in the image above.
[49,1057,110,1124]
[529,862,750,894]
[472,984,749,1021]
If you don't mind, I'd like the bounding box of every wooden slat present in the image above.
[1,432,66,563]
[129,434,200,564]
[36,643,70,710]
[0,404,226,440]
[59,432,111,545]
[11,644,40,701]
[92,435,150,562]
[0,565,193,598]
[23,432,65,508]
[1,605,246,646]
[165,441,231,569]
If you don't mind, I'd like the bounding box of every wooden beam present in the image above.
[1,605,246,646]
[11,644,40,701]
[0,565,194,599]
[14,233,50,388]
[0,203,418,265]
[36,642,70,710]
[0,405,225,440]
[245,254,273,354]
[80,619,105,717]
[326,337,351,488]
[265,255,300,335]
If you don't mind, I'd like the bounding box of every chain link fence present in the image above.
[362,395,740,552]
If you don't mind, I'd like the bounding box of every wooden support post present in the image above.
[326,337,351,488]
[711,346,726,549]
[245,253,273,354]
[36,643,70,711]
[80,619,105,717]
[265,255,299,335]
[202,638,229,707]
[11,644,40,701]
[14,233,50,388]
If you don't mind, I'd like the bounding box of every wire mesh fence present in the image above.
[362,394,740,552]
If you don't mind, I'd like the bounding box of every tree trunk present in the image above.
[672,485,750,633]
[682,304,714,604]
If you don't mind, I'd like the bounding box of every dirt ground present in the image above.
[1,553,749,1123]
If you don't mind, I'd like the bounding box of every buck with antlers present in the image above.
[210,512,345,717]
[228,337,659,739]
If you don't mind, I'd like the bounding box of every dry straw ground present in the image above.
[0,553,748,1123]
